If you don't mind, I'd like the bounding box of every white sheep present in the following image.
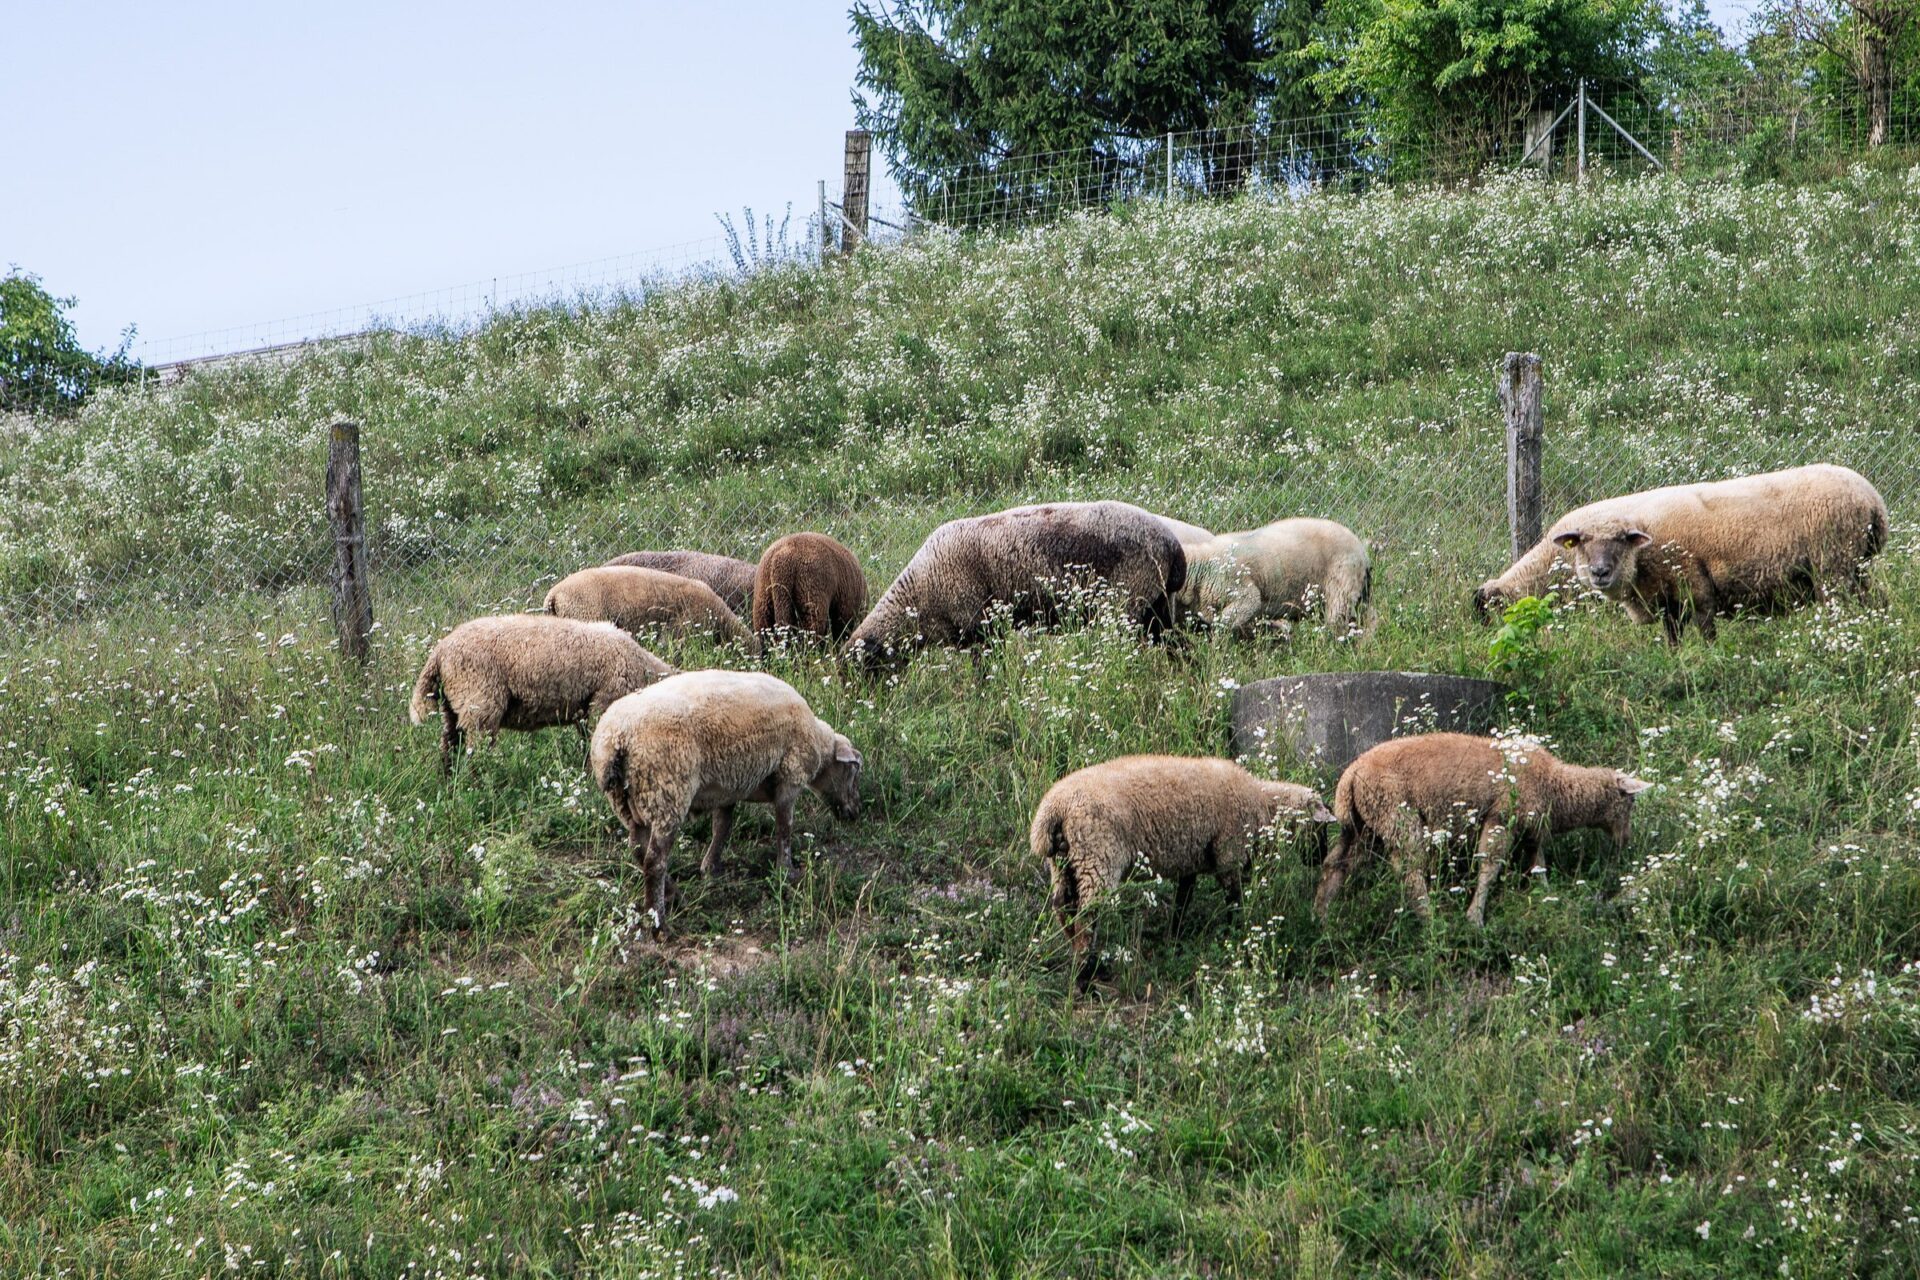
[1031,755,1333,989]
[409,614,674,774]
[1181,517,1372,636]
[1475,464,1886,642]
[590,670,863,937]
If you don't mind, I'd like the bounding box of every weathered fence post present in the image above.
[327,419,373,661]
[1499,354,1544,563]
[841,130,870,253]
[1576,81,1587,185]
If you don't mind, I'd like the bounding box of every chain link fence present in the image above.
[4,79,1918,643]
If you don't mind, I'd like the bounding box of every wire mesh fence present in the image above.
[5,79,1920,645]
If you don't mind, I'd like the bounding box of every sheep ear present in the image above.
[1313,801,1337,824]
[1555,531,1584,550]
[1625,529,1652,548]
[833,737,861,765]
[1617,774,1652,796]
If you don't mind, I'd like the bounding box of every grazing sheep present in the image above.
[1475,465,1886,642]
[1031,755,1333,988]
[591,670,863,938]
[1154,514,1218,554]
[1182,517,1372,636]
[408,614,674,774]
[546,565,755,650]
[1313,733,1650,927]
[752,532,869,641]
[605,550,758,614]
[845,500,1186,663]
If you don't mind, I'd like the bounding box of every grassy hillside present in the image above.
[3,169,1920,1277]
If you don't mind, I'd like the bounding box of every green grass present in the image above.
[3,171,1920,1277]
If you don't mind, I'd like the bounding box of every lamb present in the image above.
[590,670,863,938]
[604,550,758,614]
[1474,465,1886,642]
[408,614,675,774]
[1180,517,1372,635]
[1031,755,1334,988]
[845,500,1186,663]
[752,532,869,641]
[1312,733,1650,927]
[545,565,756,650]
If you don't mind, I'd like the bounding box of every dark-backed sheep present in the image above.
[845,500,1185,664]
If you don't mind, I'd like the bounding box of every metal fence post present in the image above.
[327,419,373,662]
[1500,354,1545,563]
[1576,81,1587,185]
[1166,132,1174,200]
[818,179,831,261]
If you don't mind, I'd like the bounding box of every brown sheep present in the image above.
[1031,755,1333,989]
[752,532,869,641]
[845,500,1186,664]
[1474,465,1886,642]
[546,565,755,650]
[408,615,674,774]
[591,671,863,937]
[1313,733,1649,926]
[605,550,758,614]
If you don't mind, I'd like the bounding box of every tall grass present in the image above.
[2,169,1919,1276]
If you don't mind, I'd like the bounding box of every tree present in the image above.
[850,0,1323,222]
[1307,0,1664,171]
[0,271,139,415]
[1766,0,1919,144]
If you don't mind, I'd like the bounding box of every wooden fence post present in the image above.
[841,129,871,253]
[327,419,373,661]
[1500,354,1545,564]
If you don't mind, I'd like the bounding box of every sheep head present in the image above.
[811,731,864,821]
[1554,523,1653,598]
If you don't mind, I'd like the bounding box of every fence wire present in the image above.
[4,80,1919,641]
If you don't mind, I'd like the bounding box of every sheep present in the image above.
[1312,733,1650,927]
[590,670,863,937]
[605,550,758,614]
[1154,514,1218,554]
[1474,465,1887,642]
[408,614,674,774]
[845,500,1186,664]
[752,532,869,641]
[1031,755,1334,988]
[546,565,756,650]
[1181,517,1372,636]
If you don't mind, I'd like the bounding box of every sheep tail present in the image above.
[599,736,629,794]
[408,646,442,726]
[1034,802,1078,914]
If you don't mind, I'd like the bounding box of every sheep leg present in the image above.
[642,826,676,941]
[772,785,801,882]
[1216,588,1265,638]
[1218,868,1244,908]
[1172,874,1196,930]
[1465,823,1512,928]
[1387,814,1433,921]
[1313,827,1362,917]
[439,713,462,777]
[701,806,734,878]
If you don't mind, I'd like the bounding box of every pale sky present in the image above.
[7,1,1758,362]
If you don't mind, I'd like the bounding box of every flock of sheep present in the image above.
[408,462,1888,988]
